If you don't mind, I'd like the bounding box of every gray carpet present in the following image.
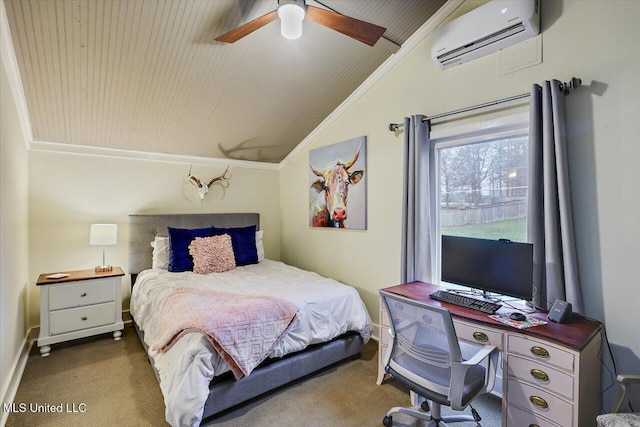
[6,325,502,426]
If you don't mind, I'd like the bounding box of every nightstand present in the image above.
[37,267,125,356]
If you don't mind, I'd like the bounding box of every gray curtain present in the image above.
[401,115,436,283]
[527,80,584,313]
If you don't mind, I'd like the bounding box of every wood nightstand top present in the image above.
[37,266,125,286]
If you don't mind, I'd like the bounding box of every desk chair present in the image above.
[380,290,499,427]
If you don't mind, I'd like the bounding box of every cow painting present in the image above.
[309,137,366,229]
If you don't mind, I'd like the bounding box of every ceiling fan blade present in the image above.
[215,10,278,43]
[306,6,386,47]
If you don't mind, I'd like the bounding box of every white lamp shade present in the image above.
[90,224,118,246]
[278,3,305,40]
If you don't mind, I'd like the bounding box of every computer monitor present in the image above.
[441,235,534,301]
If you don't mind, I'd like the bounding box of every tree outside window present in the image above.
[439,136,528,243]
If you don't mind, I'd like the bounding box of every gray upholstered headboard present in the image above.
[128,213,260,281]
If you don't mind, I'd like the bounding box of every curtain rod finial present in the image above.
[562,77,582,95]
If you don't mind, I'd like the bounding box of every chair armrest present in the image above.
[461,345,498,366]
[617,374,640,385]
[462,344,500,396]
[449,345,499,410]
[610,373,640,413]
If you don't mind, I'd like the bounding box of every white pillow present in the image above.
[256,230,264,262]
[150,236,170,270]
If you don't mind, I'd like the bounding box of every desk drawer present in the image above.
[380,325,391,347]
[454,320,503,350]
[50,302,115,335]
[507,354,574,400]
[381,308,390,328]
[507,335,574,372]
[506,403,562,427]
[49,278,115,310]
[507,378,573,426]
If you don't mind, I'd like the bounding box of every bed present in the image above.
[128,213,371,426]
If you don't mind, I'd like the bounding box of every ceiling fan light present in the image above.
[278,4,305,39]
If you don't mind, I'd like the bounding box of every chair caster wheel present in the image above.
[421,401,430,412]
[383,415,392,426]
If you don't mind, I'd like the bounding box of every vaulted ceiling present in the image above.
[4,0,446,163]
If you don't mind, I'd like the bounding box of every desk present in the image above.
[377,282,603,427]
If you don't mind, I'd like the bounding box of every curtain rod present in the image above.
[388,77,582,132]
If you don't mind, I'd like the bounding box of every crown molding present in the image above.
[29,141,280,170]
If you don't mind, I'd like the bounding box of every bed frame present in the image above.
[128,213,363,420]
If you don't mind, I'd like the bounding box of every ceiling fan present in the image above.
[215,0,387,46]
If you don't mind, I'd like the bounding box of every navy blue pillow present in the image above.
[168,226,215,272]
[212,225,258,266]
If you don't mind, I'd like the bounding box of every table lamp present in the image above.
[90,224,117,272]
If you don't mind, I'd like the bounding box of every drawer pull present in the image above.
[529,395,548,409]
[530,368,549,382]
[530,346,549,358]
[529,424,540,427]
[81,316,88,321]
[80,292,87,297]
[472,332,489,342]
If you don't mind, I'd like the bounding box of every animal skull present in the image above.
[186,165,231,201]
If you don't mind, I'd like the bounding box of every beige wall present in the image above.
[27,152,281,326]
[279,0,640,399]
[3,0,640,412]
[1,39,29,402]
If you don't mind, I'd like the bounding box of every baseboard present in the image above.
[0,327,34,427]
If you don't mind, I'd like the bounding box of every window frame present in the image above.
[430,112,530,285]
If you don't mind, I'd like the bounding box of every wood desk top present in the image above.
[382,281,603,351]
[37,267,125,286]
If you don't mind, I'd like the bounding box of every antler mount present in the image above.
[186,165,231,201]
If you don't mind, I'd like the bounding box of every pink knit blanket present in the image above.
[152,288,298,379]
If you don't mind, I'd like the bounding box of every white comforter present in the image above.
[130,259,371,427]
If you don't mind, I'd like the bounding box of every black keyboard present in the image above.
[430,290,502,314]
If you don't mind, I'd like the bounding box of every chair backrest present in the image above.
[380,290,463,397]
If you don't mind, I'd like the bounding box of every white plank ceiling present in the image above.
[5,0,446,163]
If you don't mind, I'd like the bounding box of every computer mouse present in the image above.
[509,312,527,322]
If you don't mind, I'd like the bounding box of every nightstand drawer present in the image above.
[507,354,574,400]
[50,302,115,335]
[49,278,115,310]
[507,378,573,426]
[508,335,574,372]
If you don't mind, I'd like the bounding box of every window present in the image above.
[439,136,528,241]
[432,112,530,282]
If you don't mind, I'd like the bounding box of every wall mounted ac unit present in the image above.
[431,0,540,70]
